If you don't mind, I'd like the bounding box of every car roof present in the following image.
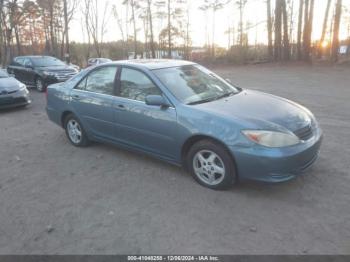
[14,55,56,60]
[111,59,196,70]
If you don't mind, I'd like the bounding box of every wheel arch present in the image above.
[181,134,238,174]
[61,110,74,127]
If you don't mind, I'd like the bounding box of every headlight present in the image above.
[18,83,27,91]
[42,71,56,76]
[242,130,300,147]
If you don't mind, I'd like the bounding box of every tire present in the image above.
[187,140,237,190]
[64,114,89,147]
[35,77,45,92]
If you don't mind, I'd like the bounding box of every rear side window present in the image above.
[75,66,118,95]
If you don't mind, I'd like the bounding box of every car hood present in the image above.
[0,77,22,92]
[37,65,76,72]
[194,89,313,132]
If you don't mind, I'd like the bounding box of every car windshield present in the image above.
[0,70,9,78]
[153,65,240,105]
[31,57,66,67]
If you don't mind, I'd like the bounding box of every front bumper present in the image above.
[229,128,323,182]
[0,89,31,109]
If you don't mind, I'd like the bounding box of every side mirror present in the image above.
[145,95,171,108]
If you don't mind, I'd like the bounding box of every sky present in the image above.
[70,0,350,48]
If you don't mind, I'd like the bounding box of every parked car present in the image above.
[87,58,112,68]
[46,60,323,190]
[0,69,31,109]
[68,63,81,72]
[7,56,78,92]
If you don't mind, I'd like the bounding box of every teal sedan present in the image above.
[46,60,322,190]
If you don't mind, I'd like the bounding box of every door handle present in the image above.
[72,94,80,100]
[115,104,126,111]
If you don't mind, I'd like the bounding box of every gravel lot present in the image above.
[0,64,349,254]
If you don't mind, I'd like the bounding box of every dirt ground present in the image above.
[0,64,349,254]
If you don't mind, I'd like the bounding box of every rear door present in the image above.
[69,65,119,140]
[8,58,25,82]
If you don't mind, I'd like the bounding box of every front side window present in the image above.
[120,68,161,102]
[15,58,25,66]
[23,58,33,67]
[153,65,240,105]
[76,66,117,95]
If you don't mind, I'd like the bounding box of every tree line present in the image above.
[270,0,344,63]
[0,0,348,67]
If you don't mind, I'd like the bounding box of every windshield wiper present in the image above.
[187,91,239,105]
[215,91,237,100]
[187,97,219,105]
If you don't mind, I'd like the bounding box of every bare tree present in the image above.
[147,0,156,58]
[112,4,127,58]
[84,0,110,57]
[130,0,138,58]
[303,0,314,61]
[297,0,304,59]
[184,3,191,59]
[267,0,273,58]
[236,0,247,47]
[167,0,171,57]
[282,0,290,60]
[199,5,210,47]
[318,0,332,57]
[275,0,282,60]
[62,0,77,62]
[331,0,342,62]
[201,0,229,57]
[0,0,5,66]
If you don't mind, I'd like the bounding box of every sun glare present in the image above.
[321,41,329,48]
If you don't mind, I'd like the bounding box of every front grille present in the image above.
[0,90,16,96]
[13,97,26,103]
[0,97,26,105]
[294,125,313,141]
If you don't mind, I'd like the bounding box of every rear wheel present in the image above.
[35,77,45,92]
[187,140,237,190]
[64,114,89,147]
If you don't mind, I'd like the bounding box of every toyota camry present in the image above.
[0,69,31,109]
[46,60,323,190]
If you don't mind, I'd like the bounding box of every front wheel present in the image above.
[187,140,237,190]
[35,77,45,92]
[64,114,89,147]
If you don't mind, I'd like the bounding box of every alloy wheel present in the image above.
[193,150,226,186]
[67,119,82,144]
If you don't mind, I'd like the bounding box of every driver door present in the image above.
[22,58,36,86]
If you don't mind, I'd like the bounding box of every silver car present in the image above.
[0,69,31,109]
[87,58,112,68]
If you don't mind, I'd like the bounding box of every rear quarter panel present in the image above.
[46,83,71,127]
